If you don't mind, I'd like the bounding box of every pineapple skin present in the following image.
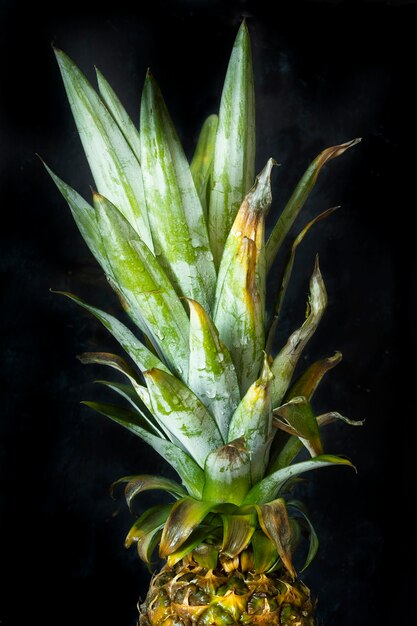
[139,559,315,626]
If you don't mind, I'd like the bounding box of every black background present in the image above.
[0,1,414,624]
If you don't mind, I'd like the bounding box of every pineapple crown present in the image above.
[45,21,361,578]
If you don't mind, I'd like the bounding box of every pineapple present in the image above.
[45,21,361,626]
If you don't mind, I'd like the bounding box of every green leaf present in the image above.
[266,207,337,353]
[94,380,145,413]
[221,513,257,558]
[285,351,342,402]
[125,503,172,548]
[187,298,240,441]
[193,543,220,570]
[96,67,141,161]
[43,164,114,277]
[54,48,152,249]
[270,257,327,408]
[274,396,323,457]
[288,500,319,572]
[257,499,295,579]
[243,454,355,505]
[214,160,275,395]
[202,437,251,506]
[266,138,361,271]
[228,357,274,483]
[209,20,255,268]
[251,530,278,573]
[144,368,223,468]
[82,401,204,497]
[190,114,218,216]
[137,527,163,565]
[159,497,214,557]
[140,72,216,311]
[58,291,169,374]
[112,474,186,510]
[93,193,190,378]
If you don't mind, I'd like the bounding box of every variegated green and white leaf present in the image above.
[94,193,190,378]
[190,114,218,215]
[243,454,354,505]
[202,437,251,505]
[187,298,239,440]
[94,380,148,414]
[143,368,223,467]
[228,358,274,483]
[266,138,361,270]
[54,48,152,249]
[140,72,216,311]
[214,160,274,394]
[96,67,141,161]
[82,401,204,497]
[271,257,327,408]
[209,21,255,267]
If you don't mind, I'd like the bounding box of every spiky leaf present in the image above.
[54,48,152,248]
[140,72,216,311]
[96,68,141,160]
[244,454,354,504]
[228,357,274,483]
[209,21,255,267]
[274,396,323,457]
[190,114,218,215]
[112,475,187,510]
[143,368,223,467]
[266,138,361,270]
[286,351,342,401]
[271,257,327,408]
[187,298,239,440]
[82,401,204,497]
[93,193,190,378]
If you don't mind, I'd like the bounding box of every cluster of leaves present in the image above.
[46,22,361,576]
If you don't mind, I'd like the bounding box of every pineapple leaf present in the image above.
[167,525,218,567]
[256,499,295,580]
[54,48,152,249]
[288,500,319,571]
[125,503,172,548]
[228,357,274,483]
[214,159,274,395]
[270,257,327,408]
[317,412,364,427]
[143,368,223,468]
[43,165,114,277]
[94,193,190,378]
[159,497,215,557]
[82,401,204,497]
[94,380,149,414]
[138,528,163,565]
[96,67,141,161]
[273,396,323,457]
[112,474,187,510]
[190,114,218,216]
[221,513,257,558]
[266,138,361,270]
[244,454,355,505]
[285,351,342,401]
[58,291,169,374]
[266,207,337,352]
[209,20,255,267]
[187,298,240,441]
[202,437,251,505]
[140,72,216,312]
[251,530,278,573]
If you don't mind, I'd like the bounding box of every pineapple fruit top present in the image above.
[46,21,361,578]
